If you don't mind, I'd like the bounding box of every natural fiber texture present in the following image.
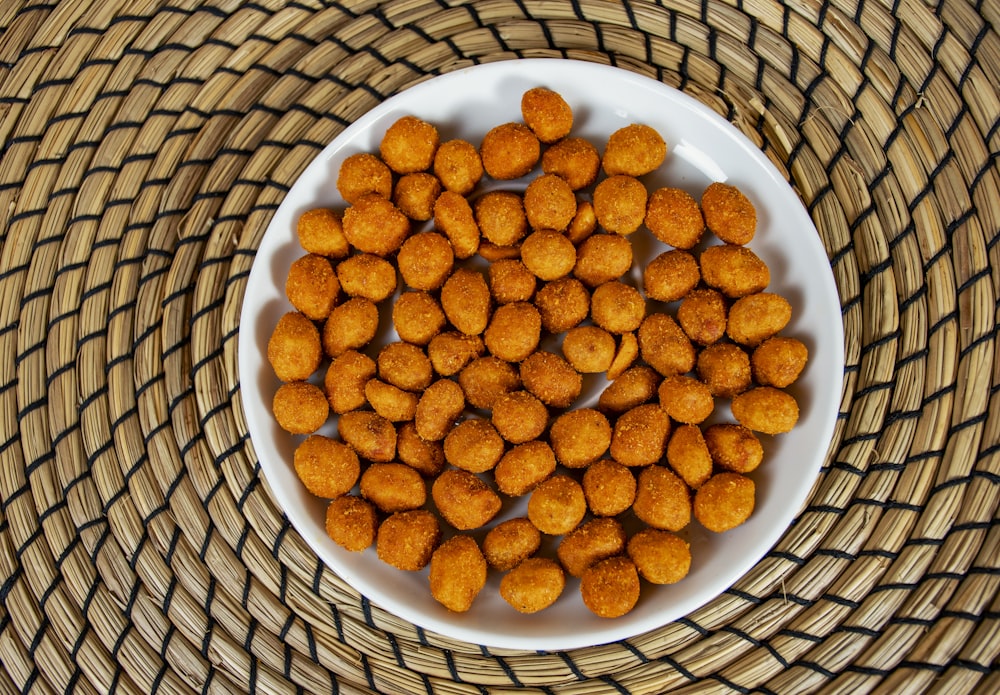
[1,0,998,692]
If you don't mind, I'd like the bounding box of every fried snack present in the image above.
[360,462,427,513]
[606,332,639,380]
[643,249,700,303]
[336,252,397,302]
[520,230,577,281]
[322,297,379,358]
[549,408,612,468]
[488,258,536,305]
[693,472,755,532]
[591,281,646,334]
[727,292,792,346]
[477,241,521,262]
[534,278,590,333]
[703,423,763,474]
[427,331,485,376]
[524,173,577,232]
[519,351,582,409]
[632,464,692,532]
[521,86,573,143]
[441,268,492,336]
[592,175,648,235]
[597,365,661,413]
[542,136,601,191]
[677,288,728,346]
[500,557,565,614]
[337,152,393,204]
[432,468,502,530]
[562,325,616,373]
[379,115,439,174]
[701,181,756,245]
[415,378,466,441]
[396,422,446,477]
[557,517,627,578]
[657,374,715,425]
[377,342,433,392]
[434,190,480,259]
[475,190,528,247]
[483,517,542,571]
[573,233,633,288]
[286,254,339,320]
[433,139,483,195]
[731,386,799,434]
[293,435,361,499]
[580,555,640,619]
[324,349,376,414]
[396,231,454,291]
[365,379,419,422]
[494,440,557,496]
[484,302,542,362]
[480,122,540,180]
[602,123,666,176]
[609,403,672,467]
[752,336,808,387]
[341,193,411,256]
[297,207,349,259]
[527,474,587,536]
[491,390,549,444]
[272,382,329,434]
[566,200,598,243]
[338,410,397,462]
[443,418,505,473]
[637,313,696,377]
[665,424,713,489]
[267,311,323,382]
[457,356,521,409]
[429,535,488,612]
[392,291,446,346]
[627,528,691,584]
[582,458,637,517]
[393,172,441,221]
[696,343,751,398]
[376,509,441,570]
[700,244,770,298]
[325,495,378,552]
[644,187,705,249]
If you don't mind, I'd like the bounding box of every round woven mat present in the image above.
[2,0,998,693]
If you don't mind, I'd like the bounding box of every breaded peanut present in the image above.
[338,410,396,462]
[606,332,639,380]
[268,311,323,382]
[379,115,439,174]
[580,555,640,618]
[520,230,577,281]
[441,268,492,336]
[322,297,379,358]
[392,291,446,346]
[483,517,542,571]
[752,336,809,387]
[488,258,536,304]
[433,139,483,195]
[434,190,480,259]
[700,244,770,298]
[696,343,751,398]
[336,252,397,302]
[566,200,598,243]
[643,250,700,303]
[726,292,792,346]
[557,517,627,577]
[694,472,755,532]
[562,325,616,373]
[527,475,587,535]
[365,379,419,422]
[432,469,502,530]
[500,557,565,614]
[521,86,573,143]
[427,331,485,376]
[534,278,590,333]
[494,440,557,496]
[414,378,466,441]
[341,193,411,256]
[297,207,349,259]
[376,509,441,570]
[429,535,487,612]
[293,435,360,499]
[484,302,541,362]
[592,175,647,235]
[665,424,713,489]
[475,190,528,247]
[443,418,505,473]
[519,351,582,408]
[701,181,756,245]
[360,462,427,513]
[573,233,633,288]
[286,254,339,320]
[458,356,521,409]
[272,382,328,434]
[610,403,671,467]
[325,495,378,552]
[393,172,441,221]
[657,374,715,425]
[396,422,446,477]
[542,137,601,191]
[633,464,691,531]
[731,387,799,434]
[602,123,666,176]
[627,528,691,584]
[337,152,392,204]
[396,231,454,291]
[377,342,433,392]
[549,408,612,468]
[582,458,636,517]
[480,122,540,180]
[324,350,376,414]
[645,187,705,249]
[677,288,728,346]
[637,313,696,377]
[524,173,577,232]
[591,281,645,334]
[703,423,763,474]
[491,390,549,444]
[597,365,661,413]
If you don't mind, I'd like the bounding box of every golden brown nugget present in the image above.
[325,495,378,552]
[657,374,715,425]
[592,174,648,235]
[475,190,528,247]
[696,343,751,398]
[677,288,728,346]
[500,557,565,614]
[573,233,633,288]
[433,139,483,195]
[488,258,536,304]
[701,181,756,245]
[338,410,397,462]
[267,311,323,382]
[643,250,700,303]
[341,193,411,256]
[293,435,361,499]
[414,378,466,442]
[731,386,799,434]
[520,230,577,281]
[549,408,612,468]
[433,190,480,259]
[521,86,573,143]
[379,115,439,174]
[336,252,397,302]
[297,207,349,259]
[519,350,582,409]
[483,517,542,571]
[480,122,540,180]
[491,390,549,444]
[694,472,755,532]
[483,302,541,362]
[524,173,577,232]
[637,313,696,377]
[562,325,616,373]
[644,187,705,249]
[632,464,692,532]
[376,509,441,571]
[443,418,505,473]
[582,458,637,517]
[477,240,522,262]
[396,422,446,477]
[703,423,763,474]
[726,292,792,346]
[597,365,661,414]
[580,555,640,618]
[396,231,454,291]
[322,297,379,358]
[429,535,488,613]
[337,152,393,204]
[542,137,601,191]
[627,528,691,584]
[441,268,492,336]
[665,424,713,489]
[393,172,441,221]
[699,244,770,298]
[377,342,433,392]
[606,332,640,380]
[566,200,598,244]
[494,440,557,496]
[272,382,329,434]
[324,349,376,414]
[591,281,646,334]
[602,123,666,176]
[360,462,427,513]
[392,291,447,346]
[557,517,627,578]
[427,331,486,377]
[457,355,521,409]
[432,468,502,530]
[286,254,339,321]
[752,336,809,388]
[365,378,419,422]
[534,278,590,333]
[609,403,672,467]
[527,475,587,536]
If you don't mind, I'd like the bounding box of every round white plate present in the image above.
[238,58,844,651]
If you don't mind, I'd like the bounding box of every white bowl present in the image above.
[238,58,844,651]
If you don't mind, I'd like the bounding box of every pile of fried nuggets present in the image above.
[265,86,809,619]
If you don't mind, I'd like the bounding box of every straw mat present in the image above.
[1,0,998,693]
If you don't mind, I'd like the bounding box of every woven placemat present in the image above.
[1,0,998,692]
